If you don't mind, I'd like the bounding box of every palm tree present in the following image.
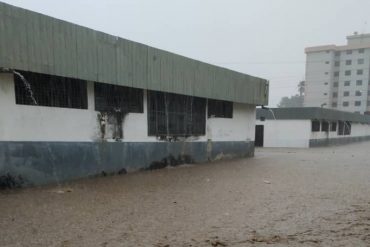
[298,81,305,96]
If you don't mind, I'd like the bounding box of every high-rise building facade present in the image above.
[304,33,370,114]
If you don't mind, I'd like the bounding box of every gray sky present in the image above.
[3,0,370,106]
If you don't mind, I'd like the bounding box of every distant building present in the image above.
[256,108,370,148]
[0,3,268,187]
[304,33,370,114]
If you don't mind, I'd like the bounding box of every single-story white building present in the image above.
[0,3,268,188]
[255,107,370,148]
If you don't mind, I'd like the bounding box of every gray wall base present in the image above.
[0,141,254,187]
[309,136,370,147]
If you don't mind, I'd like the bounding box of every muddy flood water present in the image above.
[1,142,370,247]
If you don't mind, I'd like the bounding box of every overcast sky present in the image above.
[3,0,370,106]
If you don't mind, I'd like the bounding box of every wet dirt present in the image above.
[1,142,370,246]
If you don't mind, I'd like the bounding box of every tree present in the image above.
[277,81,305,108]
[298,80,305,96]
[277,94,304,108]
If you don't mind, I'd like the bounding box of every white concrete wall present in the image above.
[304,51,333,108]
[256,120,311,148]
[0,73,99,142]
[0,73,256,143]
[206,104,255,142]
[305,36,370,114]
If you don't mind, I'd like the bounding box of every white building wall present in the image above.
[257,119,370,148]
[0,73,255,143]
[305,34,370,114]
[256,120,311,148]
[304,51,333,107]
[207,104,255,142]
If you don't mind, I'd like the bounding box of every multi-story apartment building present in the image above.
[304,33,370,114]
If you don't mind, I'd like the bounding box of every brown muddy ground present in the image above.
[1,142,370,247]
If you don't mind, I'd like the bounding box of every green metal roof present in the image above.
[256,107,370,124]
[0,2,268,105]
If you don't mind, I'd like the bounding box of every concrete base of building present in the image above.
[0,140,254,188]
[309,136,370,147]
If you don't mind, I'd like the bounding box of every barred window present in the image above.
[321,121,329,132]
[14,70,87,109]
[330,122,337,132]
[338,121,344,135]
[94,83,143,113]
[312,120,320,132]
[208,99,233,118]
[148,91,206,136]
[344,121,351,135]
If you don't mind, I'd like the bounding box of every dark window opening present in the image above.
[312,120,320,132]
[14,70,87,109]
[148,91,206,137]
[321,121,329,132]
[208,99,233,118]
[330,122,337,132]
[94,82,143,113]
[338,121,344,135]
[344,121,351,135]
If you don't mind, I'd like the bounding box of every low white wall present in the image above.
[207,104,255,142]
[256,120,311,148]
[0,73,256,143]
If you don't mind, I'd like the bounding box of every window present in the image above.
[346,60,352,65]
[357,69,363,75]
[324,93,328,96]
[358,58,364,64]
[148,91,206,136]
[312,120,320,132]
[14,70,88,109]
[334,71,340,77]
[355,101,361,106]
[368,101,370,106]
[344,81,350,86]
[321,121,329,132]
[346,50,352,55]
[356,80,363,86]
[356,91,362,96]
[325,72,329,75]
[345,70,351,76]
[325,61,330,64]
[334,61,340,66]
[333,82,339,87]
[332,92,338,98]
[94,83,143,113]
[343,101,349,107]
[332,102,337,107]
[324,82,328,85]
[335,51,341,56]
[338,121,344,135]
[368,90,370,96]
[208,99,233,118]
[330,122,337,132]
[359,48,365,54]
[343,91,350,97]
[344,121,351,135]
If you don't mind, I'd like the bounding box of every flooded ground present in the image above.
[1,142,370,247]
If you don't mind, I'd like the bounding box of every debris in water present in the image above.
[54,188,73,194]
[263,180,271,184]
